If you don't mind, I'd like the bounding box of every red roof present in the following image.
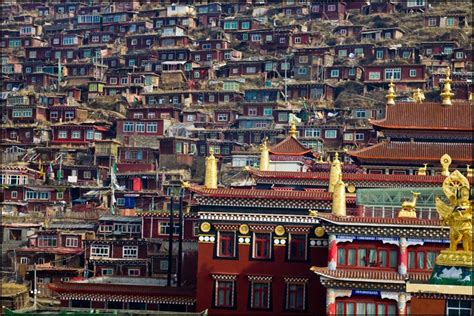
[311,266,431,283]
[190,186,355,202]
[348,141,473,162]
[371,101,473,131]
[269,136,312,156]
[15,247,84,255]
[248,169,474,184]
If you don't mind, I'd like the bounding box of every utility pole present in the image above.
[32,263,38,309]
[177,191,184,287]
[167,197,174,287]
[284,55,288,105]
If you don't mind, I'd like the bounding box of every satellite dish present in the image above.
[349,53,355,59]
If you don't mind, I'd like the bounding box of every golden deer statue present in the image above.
[399,192,421,218]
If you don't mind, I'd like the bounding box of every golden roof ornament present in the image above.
[435,170,472,267]
[440,154,452,177]
[204,148,218,189]
[469,92,473,102]
[417,163,428,176]
[328,153,342,193]
[259,138,270,171]
[412,88,425,103]
[398,192,421,218]
[289,121,297,138]
[386,80,396,105]
[440,67,454,106]
[331,174,346,217]
[467,165,473,178]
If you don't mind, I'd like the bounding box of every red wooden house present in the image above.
[310,0,347,20]
[116,118,165,148]
[51,123,108,146]
[363,64,426,91]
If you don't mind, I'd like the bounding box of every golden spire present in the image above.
[440,67,454,106]
[386,80,396,105]
[328,153,342,193]
[289,121,297,139]
[467,165,472,178]
[204,148,218,189]
[331,174,346,217]
[469,92,473,102]
[412,88,425,103]
[259,138,270,171]
[440,154,452,177]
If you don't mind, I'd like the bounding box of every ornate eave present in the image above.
[317,213,448,240]
[199,211,320,225]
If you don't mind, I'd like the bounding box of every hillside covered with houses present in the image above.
[1,0,473,315]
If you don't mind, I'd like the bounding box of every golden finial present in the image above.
[289,121,297,138]
[435,170,472,267]
[259,138,270,171]
[469,92,473,102]
[386,80,396,105]
[328,153,342,193]
[398,191,421,218]
[440,154,452,177]
[331,174,346,217]
[412,88,425,103]
[467,165,472,178]
[204,148,218,189]
[181,180,190,189]
[417,163,428,176]
[441,67,454,106]
[308,209,318,217]
[317,154,324,163]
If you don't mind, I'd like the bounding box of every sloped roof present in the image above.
[348,141,473,162]
[269,136,312,156]
[371,101,473,131]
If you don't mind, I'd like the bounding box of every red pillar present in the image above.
[328,234,337,270]
[326,288,336,316]
[398,237,408,275]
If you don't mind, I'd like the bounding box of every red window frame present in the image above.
[288,234,307,261]
[286,283,305,311]
[253,233,271,259]
[337,243,398,269]
[335,298,397,315]
[251,282,270,309]
[218,231,236,258]
[407,246,441,272]
[215,280,234,308]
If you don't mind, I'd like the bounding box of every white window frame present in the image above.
[71,131,81,139]
[146,122,157,133]
[409,69,417,77]
[330,69,339,78]
[324,130,337,139]
[128,268,140,276]
[58,130,68,139]
[217,114,228,121]
[65,237,79,248]
[123,245,138,258]
[91,245,110,258]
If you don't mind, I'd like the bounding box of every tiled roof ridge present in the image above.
[311,266,431,282]
[317,213,442,227]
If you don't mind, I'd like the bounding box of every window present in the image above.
[446,17,455,26]
[38,235,57,247]
[286,283,306,311]
[327,4,336,11]
[128,268,140,276]
[355,133,365,141]
[101,268,113,276]
[248,108,258,116]
[215,280,235,307]
[159,222,180,235]
[402,51,411,59]
[56,191,64,199]
[355,110,366,118]
[123,246,138,258]
[146,122,157,133]
[384,68,401,81]
[135,122,145,132]
[338,49,347,57]
[337,301,396,315]
[250,281,271,309]
[58,131,68,139]
[242,22,250,30]
[123,122,134,132]
[408,249,439,271]
[278,112,289,122]
[330,69,339,78]
[288,234,307,261]
[71,131,81,139]
[251,34,261,42]
[65,237,79,248]
[11,191,18,198]
[294,37,301,44]
[86,130,94,140]
[265,35,273,42]
[338,246,398,268]
[455,51,464,59]
[279,37,286,44]
[217,114,228,121]
[304,128,320,138]
[446,300,472,316]
[263,108,272,116]
[20,257,29,264]
[428,18,437,26]
[253,233,271,259]
[344,133,354,141]
[443,47,453,54]
[409,69,417,77]
[324,130,337,139]
[176,142,182,154]
[217,231,236,258]
[91,245,110,257]
[348,68,356,76]
[65,111,74,120]
[376,50,384,60]
[369,71,381,80]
